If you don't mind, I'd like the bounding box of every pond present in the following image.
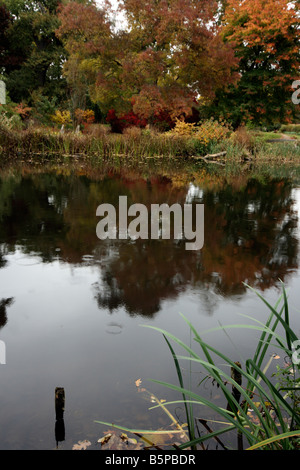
[0,159,300,450]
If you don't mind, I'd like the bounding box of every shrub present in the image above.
[167,118,232,155]
[0,104,23,130]
[281,124,300,134]
[50,109,72,125]
[167,118,197,137]
[231,125,256,150]
[30,91,58,126]
[195,118,232,147]
[14,102,32,121]
[186,137,208,156]
[74,109,95,126]
[106,109,147,133]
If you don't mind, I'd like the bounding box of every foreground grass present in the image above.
[96,283,300,450]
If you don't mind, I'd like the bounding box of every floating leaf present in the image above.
[72,440,92,450]
[98,433,112,445]
[98,430,143,450]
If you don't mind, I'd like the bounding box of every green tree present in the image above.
[1,0,67,104]
[0,3,12,75]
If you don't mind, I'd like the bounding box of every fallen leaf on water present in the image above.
[247,411,260,426]
[98,430,143,450]
[120,433,138,445]
[98,433,112,445]
[128,437,138,445]
[72,440,92,450]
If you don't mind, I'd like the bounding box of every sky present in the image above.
[96,0,126,30]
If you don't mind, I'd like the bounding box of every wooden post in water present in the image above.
[55,387,65,446]
[55,387,65,419]
[231,361,242,405]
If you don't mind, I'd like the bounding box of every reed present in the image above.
[145,283,300,450]
[1,124,300,166]
[96,283,300,450]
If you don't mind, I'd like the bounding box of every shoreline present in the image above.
[1,125,300,168]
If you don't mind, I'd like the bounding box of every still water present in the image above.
[0,161,300,449]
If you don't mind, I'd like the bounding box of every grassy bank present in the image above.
[1,121,300,167]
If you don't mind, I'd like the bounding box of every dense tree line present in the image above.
[0,0,299,128]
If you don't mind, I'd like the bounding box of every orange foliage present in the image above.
[223,0,299,86]
[56,0,238,122]
[75,109,95,125]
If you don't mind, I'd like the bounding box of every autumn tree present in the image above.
[57,0,238,124]
[56,0,114,114]
[210,0,300,127]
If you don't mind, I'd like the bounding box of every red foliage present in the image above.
[106,107,178,133]
[106,109,147,133]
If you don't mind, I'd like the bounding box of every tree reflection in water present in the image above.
[0,298,14,330]
[0,168,298,318]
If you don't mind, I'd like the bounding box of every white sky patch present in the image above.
[95,0,127,31]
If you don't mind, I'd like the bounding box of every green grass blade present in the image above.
[246,358,300,427]
[281,282,293,352]
[179,313,223,382]
[246,431,300,450]
[144,322,285,437]
[94,420,186,435]
[162,334,195,443]
[174,354,280,436]
[246,284,298,344]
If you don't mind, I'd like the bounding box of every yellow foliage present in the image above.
[51,110,72,125]
[195,118,232,145]
[168,118,232,145]
[168,118,197,136]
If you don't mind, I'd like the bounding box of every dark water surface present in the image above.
[0,160,300,449]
